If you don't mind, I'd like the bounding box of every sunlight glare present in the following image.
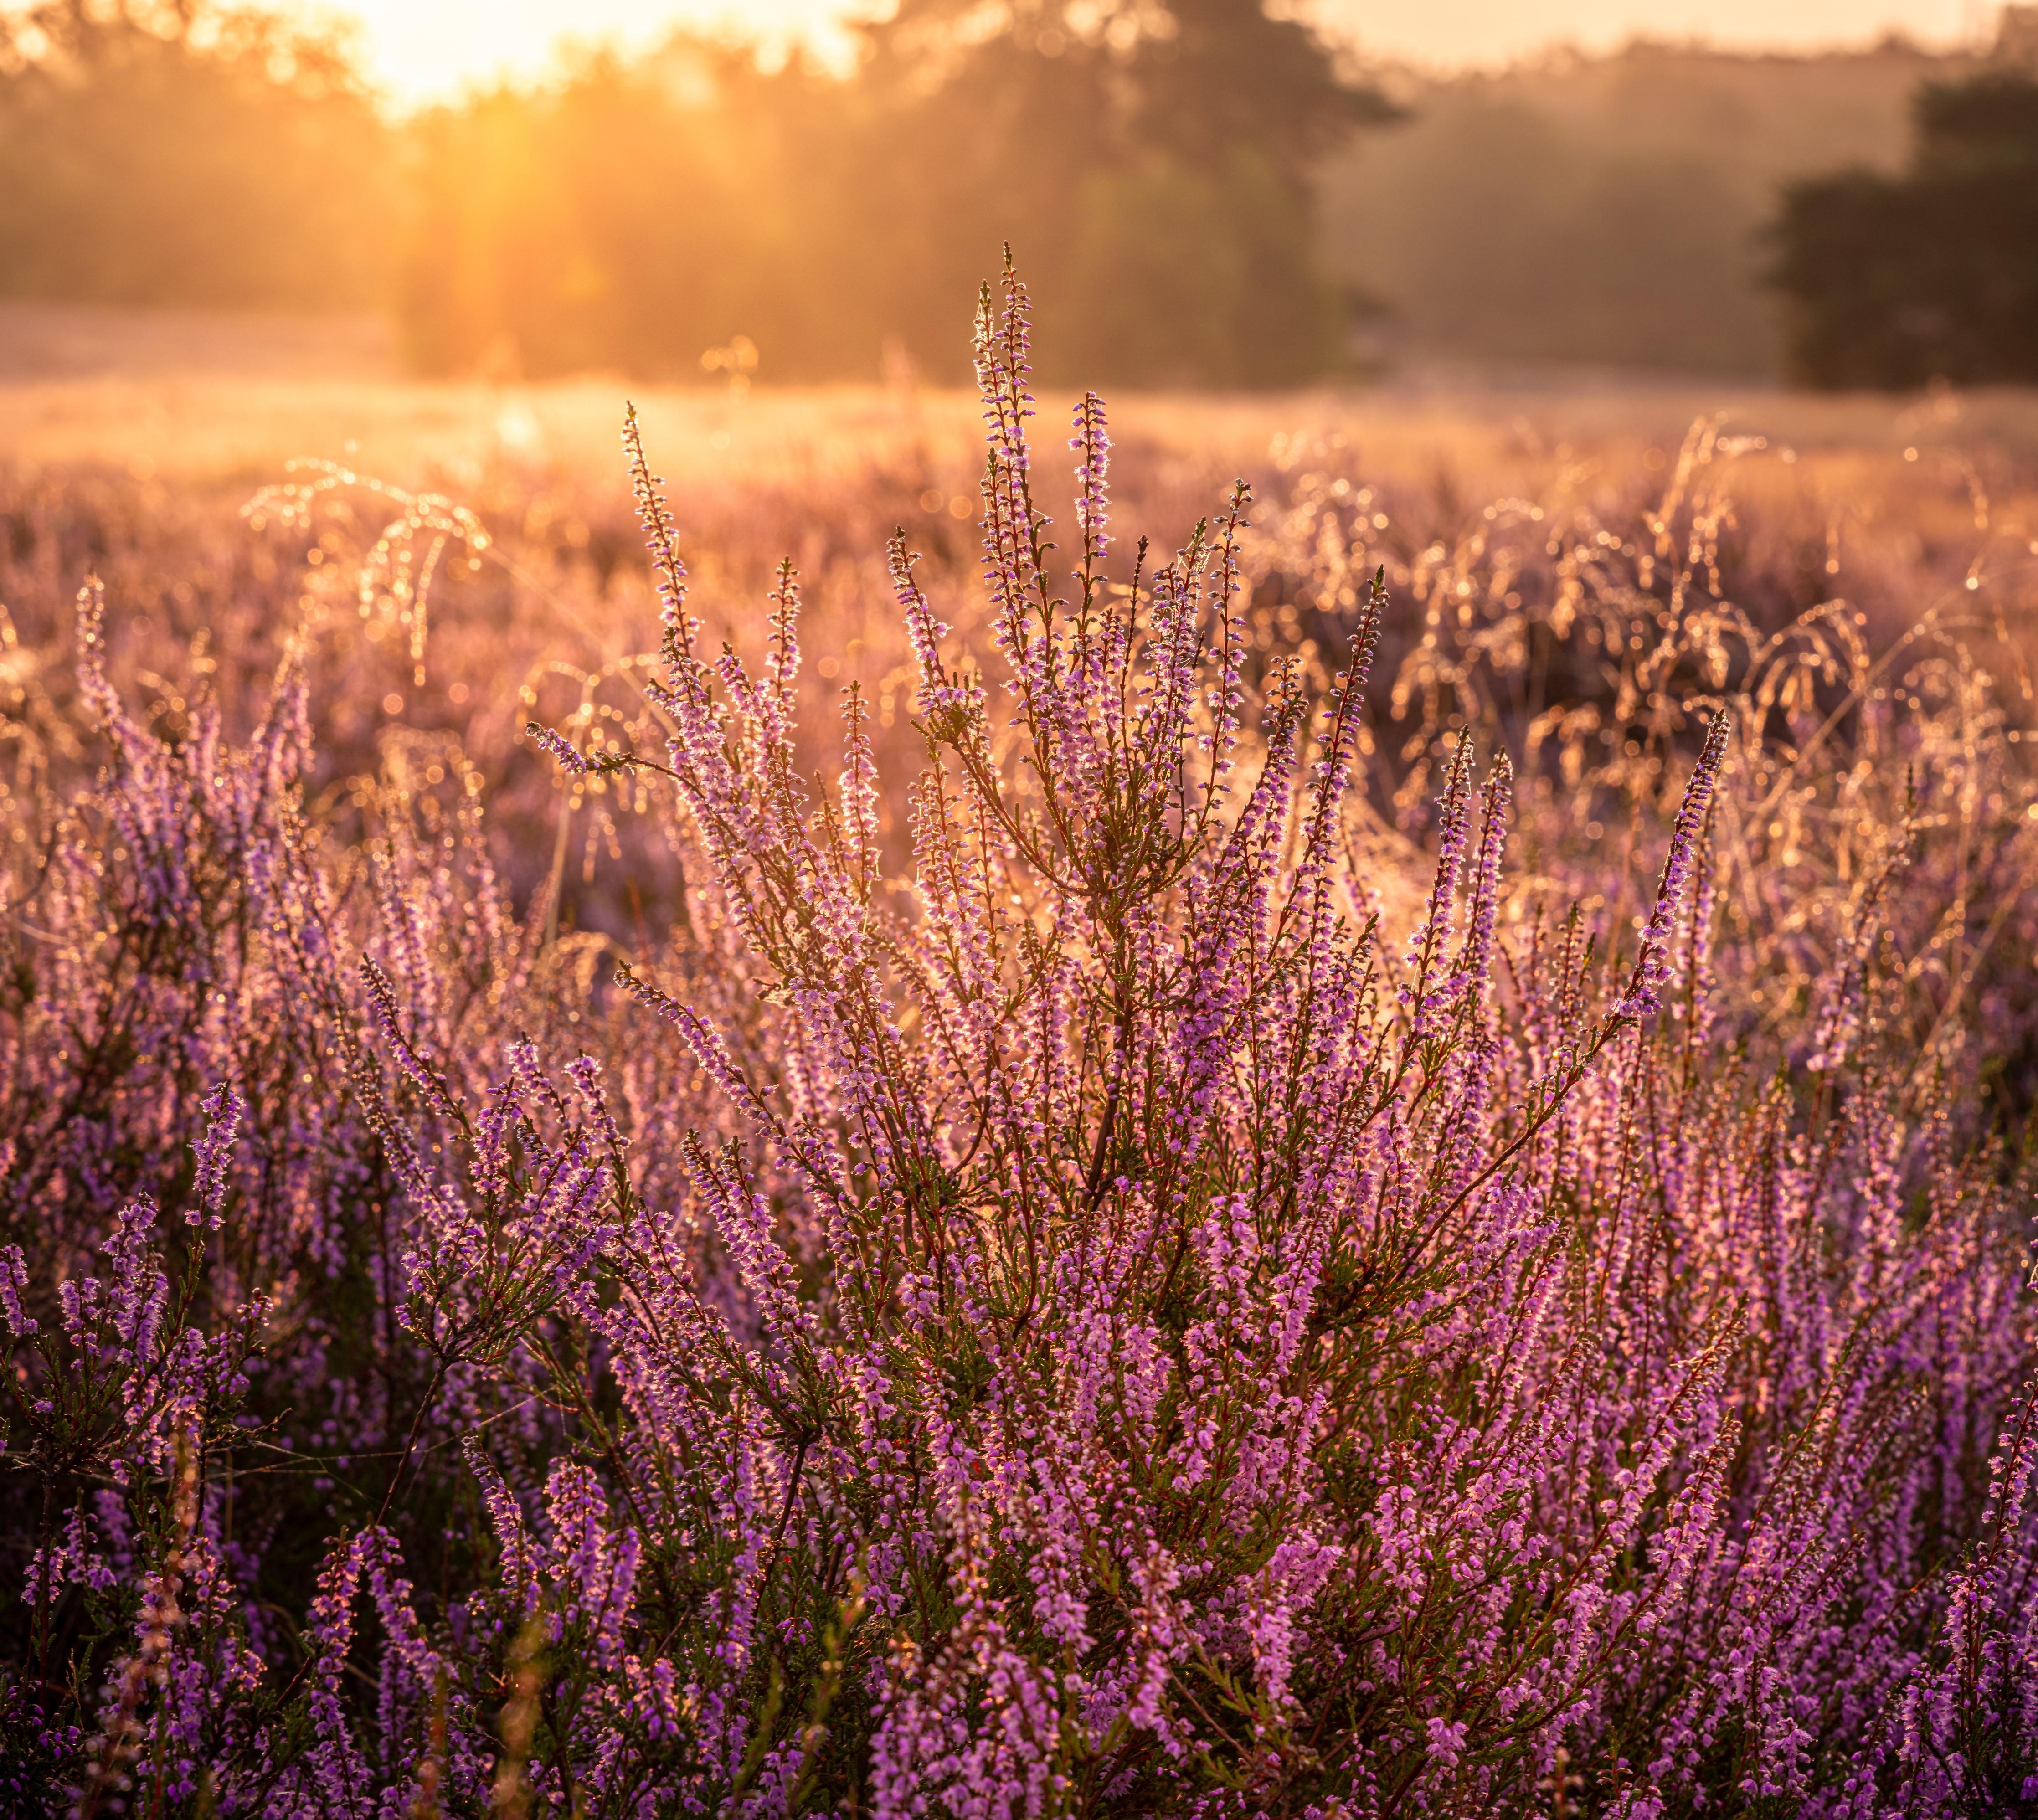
[314,0,876,105]
[316,0,1980,107]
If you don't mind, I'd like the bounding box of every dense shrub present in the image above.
[1,272,2036,1815]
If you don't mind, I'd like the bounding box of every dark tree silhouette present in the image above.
[854,0,1399,384]
[1771,73,2038,389]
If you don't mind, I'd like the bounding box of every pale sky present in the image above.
[312,0,1987,108]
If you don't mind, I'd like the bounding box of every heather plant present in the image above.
[0,266,2035,1817]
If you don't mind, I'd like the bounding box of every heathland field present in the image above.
[5,294,2038,1815]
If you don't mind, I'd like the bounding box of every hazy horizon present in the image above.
[303,0,1986,106]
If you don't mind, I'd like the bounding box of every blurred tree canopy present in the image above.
[396,43,868,381]
[0,1,394,309]
[1771,73,2038,388]
[400,0,1395,385]
[0,0,1390,386]
[1316,38,1952,379]
[14,5,2008,392]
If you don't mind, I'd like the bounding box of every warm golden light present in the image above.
[1339,0,1973,68]
[310,0,874,104]
[314,0,1979,107]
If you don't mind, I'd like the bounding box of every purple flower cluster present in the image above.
[2,270,2036,1817]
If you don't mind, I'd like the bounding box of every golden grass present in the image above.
[7,355,2038,716]
[8,369,2038,499]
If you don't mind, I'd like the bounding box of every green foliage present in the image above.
[0,1,394,311]
[396,44,863,381]
[1059,147,1343,387]
[0,0,1388,389]
[399,0,1387,386]
[1320,38,1955,378]
[1772,72,2038,389]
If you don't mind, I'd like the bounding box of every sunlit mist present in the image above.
[311,0,874,103]
[317,0,1981,104]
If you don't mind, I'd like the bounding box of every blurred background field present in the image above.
[12,288,2038,480]
[4,1,2038,394]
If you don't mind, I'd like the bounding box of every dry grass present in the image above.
[5,319,2037,954]
[6,316,2038,493]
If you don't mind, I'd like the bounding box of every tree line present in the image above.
[0,0,1391,387]
[4,0,2035,391]
[1773,66,2038,388]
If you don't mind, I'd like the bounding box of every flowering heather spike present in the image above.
[1071,390,1111,579]
[890,531,975,739]
[525,719,590,775]
[563,1053,628,1162]
[839,679,880,898]
[0,1244,34,1336]
[1201,480,1252,796]
[1405,730,1477,1038]
[187,1083,242,1229]
[619,397,693,660]
[762,557,802,717]
[361,955,461,1120]
[1620,712,1731,1019]
[1460,751,1513,1010]
[1299,566,1388,874]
